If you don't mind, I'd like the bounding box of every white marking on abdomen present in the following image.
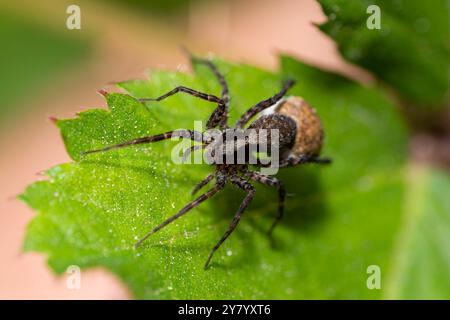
[260,98,286,117]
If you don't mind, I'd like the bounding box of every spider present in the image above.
[82,53,331,269]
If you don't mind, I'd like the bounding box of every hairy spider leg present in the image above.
[138,52,231,130]
[134,182,224,248]
[81,130,204,155]
[191,173,215,196]
[244,171,285,236]
[279,155,332,168]
[190,56,230,103]
[188,52,230,129]
[138,85,222,104]
[235,79,296,128]
[204,175,255,269]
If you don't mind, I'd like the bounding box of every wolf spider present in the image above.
[83,53,331,269]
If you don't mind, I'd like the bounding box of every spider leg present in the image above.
[81,130,204,156]
[280,155,332,168]
[204,175,255,269]
[138,86,222,104]
[244,171,285,236]
[186,51,230,129]
[134,182,224,248]
[235,79,295,128]
[191,173,215,196]
[206,102,228,130]
[190,57,230,103]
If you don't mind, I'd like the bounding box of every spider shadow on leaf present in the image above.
[80,156,254,269]
[206,166,330,262]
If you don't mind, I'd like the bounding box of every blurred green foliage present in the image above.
[106,0,207,15]
[386,169,450,299]
[0,11,91,120]
[318,0,449,109]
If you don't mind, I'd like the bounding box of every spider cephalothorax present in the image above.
[83,53,331,269]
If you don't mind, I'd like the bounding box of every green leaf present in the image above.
[317,0,449,109]
[20,57,449,299]
[385,167,450,299]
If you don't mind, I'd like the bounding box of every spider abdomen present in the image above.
[275,96,324,158]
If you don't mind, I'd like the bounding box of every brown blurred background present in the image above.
[0,0,372,299]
